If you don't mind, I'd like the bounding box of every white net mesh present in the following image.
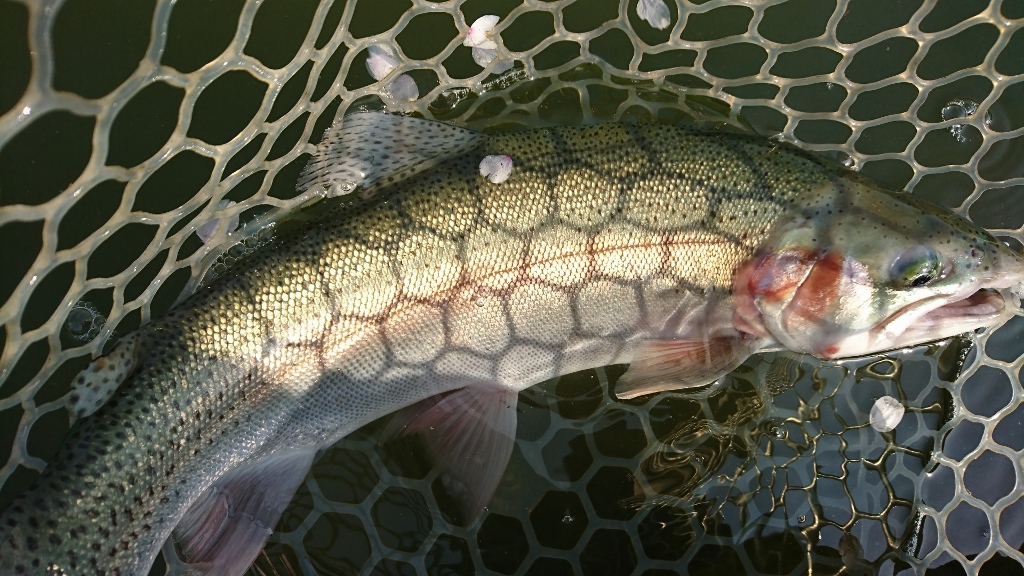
[1,0,1023,574]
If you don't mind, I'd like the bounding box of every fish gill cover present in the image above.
[0,0,1023,574]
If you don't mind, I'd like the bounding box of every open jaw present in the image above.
[878,289,1009,351]
[813,289,1012,360]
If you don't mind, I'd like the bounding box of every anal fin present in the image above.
[173,449,315,576]
[615,335,761,399]
[384,383,518,525]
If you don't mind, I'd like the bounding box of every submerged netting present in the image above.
[1,0,1023,574]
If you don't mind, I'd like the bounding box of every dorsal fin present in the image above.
[297,112,484,198]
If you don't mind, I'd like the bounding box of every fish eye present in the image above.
[890,245,942,288]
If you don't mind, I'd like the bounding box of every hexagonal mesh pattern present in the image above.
[0,0,1022,574]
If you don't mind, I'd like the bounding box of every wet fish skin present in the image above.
[1,119,1020,575]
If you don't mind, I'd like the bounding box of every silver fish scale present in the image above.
[1,123,834,574]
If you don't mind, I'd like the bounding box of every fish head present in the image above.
[734,175,1024,359]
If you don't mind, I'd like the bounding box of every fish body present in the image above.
[1,117,1021,575]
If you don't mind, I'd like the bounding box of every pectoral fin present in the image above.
[173,449,315,576]
[384,383,518,524]
[615,335,761,399]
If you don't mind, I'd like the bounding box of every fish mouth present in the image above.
[878,289,1009,351]
[931,289,1006,318]
[817,288,1012,359]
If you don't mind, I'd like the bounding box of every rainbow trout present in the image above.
[2,114,1022,575]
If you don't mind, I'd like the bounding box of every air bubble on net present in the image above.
[819,149,856,169]
[870,396,905,433]
[64,301,106,342]
[195,200,240,245]
[366,45,401,79]
[432,87,473,112]
[479,155,513,183]
[330,180,358,197]
[480,67,530,94]
[941,99,992,143]
[472,49,494,66]
[637,0,672,30]
[766,421,787,440]
[200,219,277,285]
[464,16,499,50]
[309,182,330,199]
[384,75,419,102]
[464,16,513,73]
[366,45,419,102]
[472,48,513,73]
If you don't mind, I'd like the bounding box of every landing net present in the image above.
[0,0,1022,574]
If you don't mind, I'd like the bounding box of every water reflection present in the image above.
[230,331,1021,574]
[629,345,962,574]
